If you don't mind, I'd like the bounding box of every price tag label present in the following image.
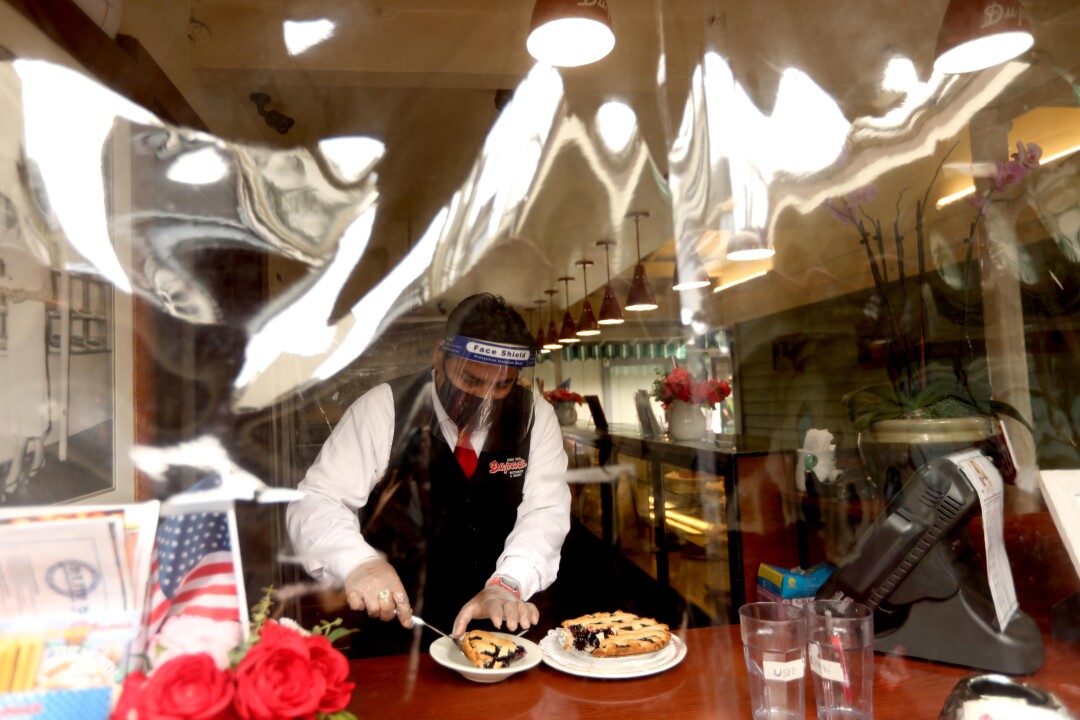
[809,642,846,682]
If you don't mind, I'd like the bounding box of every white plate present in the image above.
[538,629,687,679]
[429,633,542,683]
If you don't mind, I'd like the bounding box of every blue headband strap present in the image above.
[442,335,535,367]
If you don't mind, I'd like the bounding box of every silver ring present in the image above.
[378,588,392,601]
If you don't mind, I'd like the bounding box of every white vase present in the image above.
[667,400,706,441]
[554,402,578,426]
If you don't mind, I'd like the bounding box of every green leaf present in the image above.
[988,400,1034,433]
[325,627,359,644]
[319,711,359,720]
[249,586,275,636]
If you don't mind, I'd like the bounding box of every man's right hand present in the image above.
[344,558,413,627]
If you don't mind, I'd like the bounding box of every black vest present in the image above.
[359,370,532,632]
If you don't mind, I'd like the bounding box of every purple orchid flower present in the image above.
[1011,141,1042,169]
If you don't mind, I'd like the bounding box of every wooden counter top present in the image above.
[345,625,1080,719]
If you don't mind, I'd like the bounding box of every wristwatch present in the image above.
[486,574,522,599]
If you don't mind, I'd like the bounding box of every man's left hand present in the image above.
[452,586,538,637]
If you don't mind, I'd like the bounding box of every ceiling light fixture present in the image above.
[624,210,657,311]
[595,239,624,325]
[933,0,1034,74]
[557,276,581,343]
[527,0,615,68]
[250,92,295,135]
[534,299,550,353]
[575,259,601,336]
[726,229,775,261]
[672,235,711,291]
[543,289,563,350]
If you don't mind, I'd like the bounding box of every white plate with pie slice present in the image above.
[538,629,687,679]
[430,633,542,683]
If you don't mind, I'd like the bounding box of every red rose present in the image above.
[142,653,235,720]
[306,635,355,713]
[234,622,324,720]
[111,671,147,720]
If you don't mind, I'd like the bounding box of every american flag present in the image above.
[145,510,242,636]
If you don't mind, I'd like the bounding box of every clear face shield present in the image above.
[434,335,536,442]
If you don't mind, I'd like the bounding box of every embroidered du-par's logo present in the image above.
[489,457,527,478]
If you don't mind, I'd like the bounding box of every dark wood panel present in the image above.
[3,0,207,130]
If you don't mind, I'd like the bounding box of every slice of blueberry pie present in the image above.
[560,611,672,658]
[460,630,527,669]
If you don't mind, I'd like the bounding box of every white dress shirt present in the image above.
[286,375,571,601]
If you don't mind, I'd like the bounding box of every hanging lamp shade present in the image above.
[575,259,600,336]
[672,237,711,291]
[543,289,562,349]
[527,0,615,68]
[726,229,775,261]
[624,210,657,311]
[557,276,580,343]
[599,283,624,324]
[625,262,658,311]
[596,239,624,325]
[934,0,1033,74]
[577,302,600,335]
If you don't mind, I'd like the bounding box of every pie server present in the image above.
[409,613,528,641]
[412,614,458,644]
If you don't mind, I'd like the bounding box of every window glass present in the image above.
[1,0,1078,711]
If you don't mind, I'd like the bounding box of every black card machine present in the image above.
[817,453,1044,674]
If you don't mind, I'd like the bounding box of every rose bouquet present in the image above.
[543,387,584,405]
[113,590,357,720]
[652,366,731,409]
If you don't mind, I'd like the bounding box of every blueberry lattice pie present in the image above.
[460,630,527,669]
[560,611,672,658]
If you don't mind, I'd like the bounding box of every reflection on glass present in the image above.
[283,18,336,56]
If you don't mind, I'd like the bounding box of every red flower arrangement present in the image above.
[652,366,731,409]
[543,387,585,405]
[113,590,357,720]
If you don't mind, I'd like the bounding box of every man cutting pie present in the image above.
[287,294,571,654]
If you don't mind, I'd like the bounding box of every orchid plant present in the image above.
[823,141,1041,431]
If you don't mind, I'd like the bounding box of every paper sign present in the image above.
[0,517,130,617]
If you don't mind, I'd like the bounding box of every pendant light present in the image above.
[934,0,1034,74]
[673,234,711,291]
[533,299,550,353]
[543,289,563,350]
[575,259,601,336]
[557,276,580,343]
[596,239,624,325]
[726,229,775,261]
[624,210,657,311]
[527,0,615,68]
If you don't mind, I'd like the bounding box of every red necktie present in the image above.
[455,432,478,477]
